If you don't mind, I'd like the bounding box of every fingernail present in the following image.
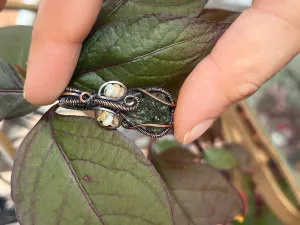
[23,90,26,99]
[183,119,215,144]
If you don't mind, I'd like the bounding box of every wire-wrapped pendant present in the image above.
[58,81,176,138]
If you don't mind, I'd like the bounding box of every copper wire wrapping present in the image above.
[58,82,175,138]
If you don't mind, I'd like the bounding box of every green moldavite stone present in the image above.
[124,92,172,134]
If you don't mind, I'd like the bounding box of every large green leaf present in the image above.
[71,15,230,91]
[0,58,37,121]
[94,0,209,29]
[12,107,174,225]
[0,26,32,68]
[153,148,244,225]
[162,9,239,96]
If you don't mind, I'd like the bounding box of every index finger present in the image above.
[24,0,103,105]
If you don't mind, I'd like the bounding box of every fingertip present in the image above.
[174,56,226,143]
[24,40,81,105]
[24,82,59,106]
[182,119,215,144]
[23,0,103,105]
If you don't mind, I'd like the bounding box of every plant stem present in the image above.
[4,2,38,12]
[193,139,204,154]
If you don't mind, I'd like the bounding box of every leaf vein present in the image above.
[56,179,73,225]
[70,158,168,207]
[48,112,106,225]
[76,33,206,76]
[53,128,133,155]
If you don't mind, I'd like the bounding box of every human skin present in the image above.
[1,0,300,144]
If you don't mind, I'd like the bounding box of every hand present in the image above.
[22,0,300,144]
[175,0,300,143]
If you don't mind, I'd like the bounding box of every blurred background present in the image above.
[1,0,300,225]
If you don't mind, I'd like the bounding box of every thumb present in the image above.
[174,2,300,144]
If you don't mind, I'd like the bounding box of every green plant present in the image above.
[0,1,246,224]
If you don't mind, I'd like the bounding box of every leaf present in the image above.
[153,139,181,154]
[162,9,240,96]
[12,107,174,225]
[153,148,244,225]
[223,143,253,173]
[163,8,238,96]
[162,57,202,97]
[0,26,32,68]
[203,147,238,170]
[94,0,209,29]
[0,58,38,121]
[71,15,230,91]
[5,100,38,119]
